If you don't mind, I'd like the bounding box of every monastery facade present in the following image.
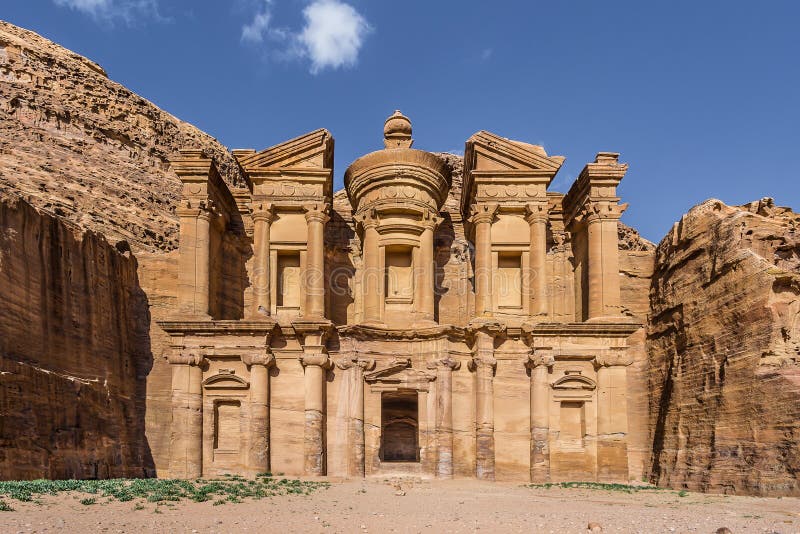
[159,111,640,482]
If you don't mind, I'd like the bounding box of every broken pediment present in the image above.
[234,129,334,172]
[365,358,436,391]
[464,130,564,174]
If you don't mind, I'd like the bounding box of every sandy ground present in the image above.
[1,478,798,533]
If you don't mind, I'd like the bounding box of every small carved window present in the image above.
[277,252,301,308]
[384,246,413,304]
[497,252,522,309]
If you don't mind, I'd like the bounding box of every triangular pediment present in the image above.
[364,358,436,387]
[466,130,564,173]
[235,129,334,171]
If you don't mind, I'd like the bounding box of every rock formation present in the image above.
[0,20,241,253]
[0,196,153,478]
[648,198,800,496]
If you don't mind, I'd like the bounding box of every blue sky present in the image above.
[2,0,799,242]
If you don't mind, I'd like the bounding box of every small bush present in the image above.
[79,497,96,506]
[0,500,13,512]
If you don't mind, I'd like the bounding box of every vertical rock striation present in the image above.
[0,196,154,479]
[647,198,800,496]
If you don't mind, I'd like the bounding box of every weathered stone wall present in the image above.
[647,198,800,496]
[0,196,154,479]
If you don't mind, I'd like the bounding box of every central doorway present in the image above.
[380,390,419,462]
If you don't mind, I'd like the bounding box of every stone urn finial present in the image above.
[384,110,413,149]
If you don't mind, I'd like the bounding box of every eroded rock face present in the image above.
[0,197,154,479]
[647,197,800,496]
[0,21,241,253]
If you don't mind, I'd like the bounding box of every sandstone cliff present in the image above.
[0,20,241,253]
[647,198,800,496]
[0,196,154,479]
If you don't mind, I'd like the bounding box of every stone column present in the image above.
[595,351,632,482]
[303,204,329,319]
[296,322,331,476]
[470,203,498,317]
[585,201,626,319]
[418,213,439,323]
[335,356,375,477]
[168,352,205,479]
[525,201,549,320]
[359,211,382,324]
[526,350,554,483]
[469,320,504,480]
[250,203,274,318]
[427,357,460,478]
[243,351,275,476]
[176,205,213,318]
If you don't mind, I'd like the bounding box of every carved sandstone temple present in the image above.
[158,111,640,482]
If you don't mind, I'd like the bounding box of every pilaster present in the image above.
[426,357,461,478]
[526,349,554,483]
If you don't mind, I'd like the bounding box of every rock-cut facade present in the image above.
[159,111,643,482]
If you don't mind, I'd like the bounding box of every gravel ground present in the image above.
[1,478,798,533]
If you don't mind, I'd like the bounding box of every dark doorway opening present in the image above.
[380,390,419,462]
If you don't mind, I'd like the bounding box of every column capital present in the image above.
[467,318,506,339]
[593,349,633,369]
[526,349,555,370]
[469,355,497,372]
[334,355,376,371]
[426,357,461,371]
[303,202,330,224]
[421,210,443,230]
[176,206,203,219]
[525,201,549,224]
[167,351,206,366]
[354,209,380,229]
[251,202,275,223]
[299,353,331,369]
[583,200,628,224]
[242,351,276,368]
[469,203,499,225]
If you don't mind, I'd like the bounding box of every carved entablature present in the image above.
[461,130,564,217]
[562,152,629,231]
[234,129,334,208]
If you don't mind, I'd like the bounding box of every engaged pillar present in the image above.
[418,213,439,323]
[251,204,274,317]
[295,321,332,476]
[470,203,498,317]
[427,357,460,478]
[303,204,329,319]
[525,201,549,320]
[595,351,632,482]
[469,320,504,480]
[335,356,375,477]
[526,350,554,483]
[243,351,275,476]
[168,352,205,479]
[358,211,382,325]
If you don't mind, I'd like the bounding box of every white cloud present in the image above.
[297,0,371,74]
[240,0,371,74]
[53,0,158,23]
[480,48,493,61]
[241,0,273,44]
